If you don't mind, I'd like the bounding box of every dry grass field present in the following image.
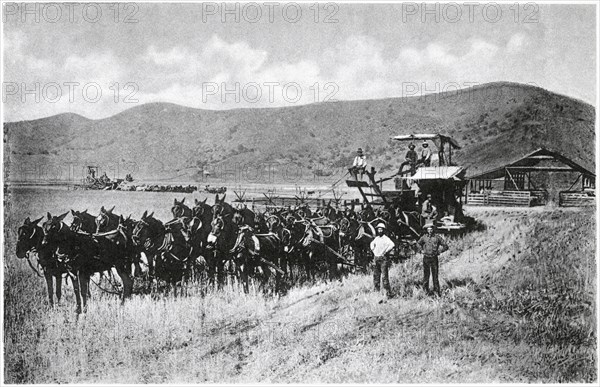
[3,187,597,383]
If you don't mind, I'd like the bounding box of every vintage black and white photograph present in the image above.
[2,1,597,384]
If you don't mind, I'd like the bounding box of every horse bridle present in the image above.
[42,220,64,240]
[133,217,161,250]
[70,215,82,232]
[96,212,110,232]
[230,225,252,254]
[172,204,186,218]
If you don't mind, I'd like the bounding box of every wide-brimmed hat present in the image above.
[357,148,364,154]
[409,144,415,149]
[424,223,435,229]
[376,222,386,230]
[422,142,428,147]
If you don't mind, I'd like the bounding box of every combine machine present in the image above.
[346,134,468,240]
[74,166,121,190]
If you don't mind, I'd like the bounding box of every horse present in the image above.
[16,216,67,306]
[42,212,134,313]
[115,214,145,277]
[205,210,237,288]
[132,211,164,279]
[70,209,96,233]
[172,198,192,219]
[296,204,312,219]
[188,198,214,256]
[229,225,285,294]
[156,218,194,295]
[132,212,196,295]
[253,211,270,234]
[232,204,255,228]
[342,217,376,271]
[212,193,233,220]
[359,204,376,222]
[299,220,341,281]
[95,206,120,233]
[322,201,343,223]
[279,219,307,283]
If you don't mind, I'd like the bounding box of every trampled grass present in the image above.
[3,188,597,383]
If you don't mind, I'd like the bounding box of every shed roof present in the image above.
[467,148,595,180]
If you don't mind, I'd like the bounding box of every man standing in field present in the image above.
[370,222,395,298]
[418,224,448,297]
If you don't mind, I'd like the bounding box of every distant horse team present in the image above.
[16,194,422,313]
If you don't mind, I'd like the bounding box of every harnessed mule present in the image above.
[156,218,194,295]
[279,219,307,283]
[70,209,96,233]
[299,221,341,281]
[205,204,237,288]
[96,206,120,233]
[133,213,194,295]
[359,205,376,222]
[132,211,162,280]
[42,212,134,313]
[253,211,270,234]
[16,216,67,306]
[229,225,285,293]
[212,193,233,220]
[172,198,192,219]
[322,201,344,223]
[184,198,214,275]
[232,205,256,228]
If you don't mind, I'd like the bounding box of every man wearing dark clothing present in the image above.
[397,144,418,175]
[417,224,448,296]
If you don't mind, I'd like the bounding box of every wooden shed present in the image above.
[465,148,595,207]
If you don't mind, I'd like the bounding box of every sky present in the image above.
[2,2,597,121]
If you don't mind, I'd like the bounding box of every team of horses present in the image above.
[16,194,423,314]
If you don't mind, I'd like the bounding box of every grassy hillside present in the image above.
[4,206,596,383]
[4,82,595,182]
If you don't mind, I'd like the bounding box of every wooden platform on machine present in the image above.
[467,190,533,207]
[559,191,595,207]
[345,180,371,188]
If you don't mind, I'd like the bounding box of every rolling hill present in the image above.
[4,82,595,183]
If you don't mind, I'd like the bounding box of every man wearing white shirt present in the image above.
[370,222,395,298]
[349,148,367,179]
[421,142,432,167]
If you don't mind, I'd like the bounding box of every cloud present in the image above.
[2,31,556,121]
[507,33,527,53]
[63,52,125,83]
[3,32,52,73]
[133,35,324,108]
[144,45,190,66]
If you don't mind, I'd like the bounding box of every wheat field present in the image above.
[3,187,597,383]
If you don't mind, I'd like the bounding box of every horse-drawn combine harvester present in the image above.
[231,133,469,262]
[20,134,472,305]
[73,166,122,190]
